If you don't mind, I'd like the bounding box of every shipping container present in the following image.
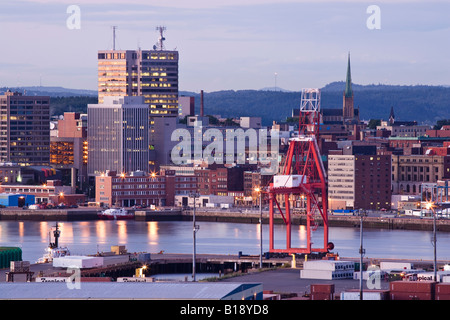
[273,175,307,188]
[380,261,413,271]
[102,254,129,267]
[310,292,334,300]
[80,277,113,282]
[35,277,70,283]
[389,280,436,293]
[117,277,155,283]
[390,292,434,300]
[436,283,450,294]
[310,283,335,293]
[10,260,30,272]
[111,245,127,255]
[303,260,354,271]
[300,269,354,280]
[52,256,104,269]
[137,253,151,262]
[0,247,22,269]
[417,272,450,283]
[340,290,389,300]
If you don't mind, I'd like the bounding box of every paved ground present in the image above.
[219,267,389,297]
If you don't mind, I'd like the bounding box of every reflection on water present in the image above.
[0,220,450,263]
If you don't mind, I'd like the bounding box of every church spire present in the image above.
[389,106,395,124]
[344,52,353,98]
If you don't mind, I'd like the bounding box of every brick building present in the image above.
[328,154,391,210]
[95,170,197,207]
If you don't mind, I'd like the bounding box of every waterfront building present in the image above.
[0,179,83,206]
[94,169,197,207]
[391,154,450,195]
[0,90,50,166]
[87,96,149,176]
[0,193,35,207]
[328,154,392,210]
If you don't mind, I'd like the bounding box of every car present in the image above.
[69,204,78,208]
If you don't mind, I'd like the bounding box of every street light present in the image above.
[426,201,437,282]
[190,192,200,281]
[254,187,263,269]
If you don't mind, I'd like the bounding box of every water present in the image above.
[0,220,449,263]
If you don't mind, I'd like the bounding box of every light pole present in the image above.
[255,187,263,269]
[191,193,200,281]
[358,209,366,301]
[427,201,437,281]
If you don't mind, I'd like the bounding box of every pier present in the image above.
[0,252,291,283]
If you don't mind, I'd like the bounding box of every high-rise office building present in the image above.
[97,30,178,117]
[0,90,50,166]
[87,96,149,176]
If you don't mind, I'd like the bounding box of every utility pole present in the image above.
[359,210,365,301]
[427,202,437,281]
[191,193,200,281]
[259,188,263,268]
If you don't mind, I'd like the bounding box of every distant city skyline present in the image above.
[1,0,449,93]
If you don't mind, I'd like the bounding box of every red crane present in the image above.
[267,88,333,256]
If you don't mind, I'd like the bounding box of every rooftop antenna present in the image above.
[154,26,166,51]
[112,26,118,50]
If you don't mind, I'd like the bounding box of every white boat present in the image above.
[37,246,70,264]
[37,223,70,264]
[98,208,134,220]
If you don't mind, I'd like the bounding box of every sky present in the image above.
[0,0,449,93]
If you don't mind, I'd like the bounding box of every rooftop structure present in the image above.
[0,282,263,300]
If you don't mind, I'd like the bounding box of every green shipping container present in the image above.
[0,247,22,269]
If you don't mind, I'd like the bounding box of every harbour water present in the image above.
[1,220,449,263]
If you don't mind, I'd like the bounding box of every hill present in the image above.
[2,84,450,126]
[182,82,450,126]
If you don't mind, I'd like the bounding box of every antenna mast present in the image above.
[112,26,118,50]
[155,26,166,51]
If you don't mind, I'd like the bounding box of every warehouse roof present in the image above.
[0,282,262,300]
